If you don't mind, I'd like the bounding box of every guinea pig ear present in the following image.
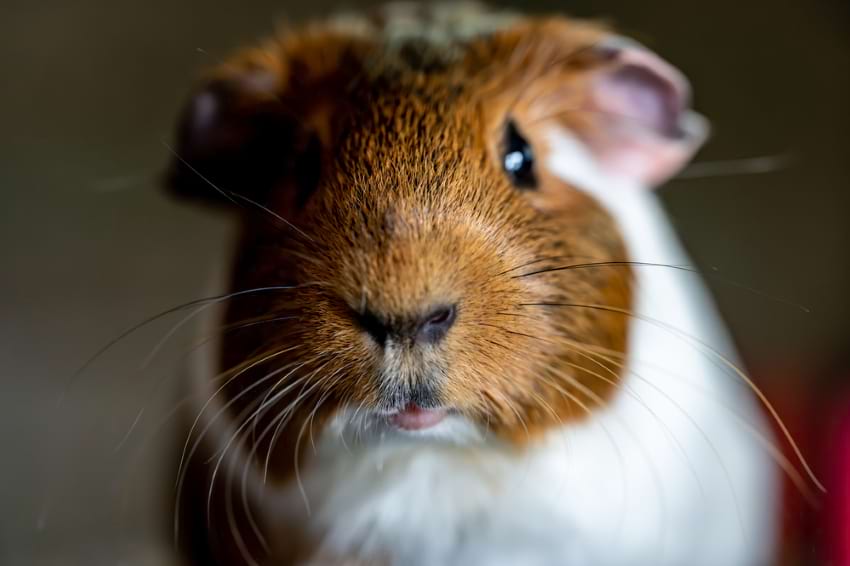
[165,57,300,208]
[576,38,709,188]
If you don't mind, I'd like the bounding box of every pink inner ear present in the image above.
[598,64,684,138]
[188,90,220,145]
[585,40,707,187]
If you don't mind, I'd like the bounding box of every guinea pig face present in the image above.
[168,7,706,461]
[275,84,633,445]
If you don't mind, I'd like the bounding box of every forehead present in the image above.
[324,11,525,167]
[327,4,523,107]
[330,3,520,67]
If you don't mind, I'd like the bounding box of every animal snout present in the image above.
[357,303,458,346]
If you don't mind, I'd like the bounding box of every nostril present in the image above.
[358,309,389,346]
[356,304,457,346]
[416,304,458,344]
[426,306,453,326]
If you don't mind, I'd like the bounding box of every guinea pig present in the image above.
[166,3,779,565]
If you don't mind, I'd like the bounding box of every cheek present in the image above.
[450,217,632,438]
[437,270,559,410]
[309,319,382,402]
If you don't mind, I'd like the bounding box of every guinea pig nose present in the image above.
[415,304,457,345]
[357,304,457,346]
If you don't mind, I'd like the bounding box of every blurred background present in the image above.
[1,0,847,564]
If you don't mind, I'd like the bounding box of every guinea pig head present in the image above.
[167,8,707,458]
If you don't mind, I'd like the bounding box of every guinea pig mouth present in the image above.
[386,403,448,431]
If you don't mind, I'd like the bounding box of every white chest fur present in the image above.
[244,131,778,566]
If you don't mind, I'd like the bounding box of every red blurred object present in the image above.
[754,365,840,565]
[826,387,850,566]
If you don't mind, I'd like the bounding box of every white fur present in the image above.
[195,129,777,565]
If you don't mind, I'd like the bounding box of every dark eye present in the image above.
[503,121,537,189]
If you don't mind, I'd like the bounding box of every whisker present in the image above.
[176,346,303,488]
[202,356,336,530]
[512,260,810,313]
[60,285,297,406]
[117,313,300,453]
[174,387,267,547]
[513,303,819,504]
[116,395,193,529]
[201,362,325,558]
[173,355,320,544]
[533,369,634,540]
[112,314,296,455]
[293,388,337,516]
[493,254,603,278]
[512,260,690,279]
[565,344,749,549]
[224,435,262,566]
[561,341,708,505]
[236,379,335,561]
[521,301,826,494]
[579,338,816,502]
[248,355,340,445]
[162,140,314,242]
[544,365,670,551]
[199,371,314,533]
[261,359,349,482]
[676,153,794,180]
[221,362,341,537]
[229,358,339,562]
[485,388,532,442]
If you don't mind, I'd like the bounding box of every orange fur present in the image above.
[170,4,634,563]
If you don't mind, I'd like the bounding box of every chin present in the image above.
[324,406,489,450]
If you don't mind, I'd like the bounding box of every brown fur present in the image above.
[171,4,634,564]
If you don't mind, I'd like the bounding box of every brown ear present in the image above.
[166,47,293,207]
[165,32,365,210]
[508,23,708,189]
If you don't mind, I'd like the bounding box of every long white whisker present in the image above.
[523,301,825,494]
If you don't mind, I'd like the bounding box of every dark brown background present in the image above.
[1,0,847,563]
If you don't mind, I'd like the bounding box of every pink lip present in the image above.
[389,404,447,431]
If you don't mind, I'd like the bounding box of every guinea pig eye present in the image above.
[502,121,537,189]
